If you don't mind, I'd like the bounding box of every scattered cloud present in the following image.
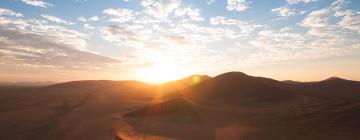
[41,14,75,25]
[280,27,290,32]
[0,8,23,17]
[210,16,263,37]
[84,24,95,29]
[331,0,360,34]
[250,28,358,62]
[0,16,120,70]
[1,0,360,80]
[21,0,52,8]
[78,16,99,22]
[287,0,319,4]
[300,8,330,28]
[175,6,204,21]
[300,10,307,15]
[141,0,182,19]
[103,8,135,22]
[206,0,216,4]
[338,14,360,34]
[242,0,359,63]
[299,0,360,36]
[100,24,150,48]
[272,7,296,17]
[227,0,249,12]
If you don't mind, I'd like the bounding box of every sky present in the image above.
[0,0,360,83]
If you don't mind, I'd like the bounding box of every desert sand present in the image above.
[1,72,360,140]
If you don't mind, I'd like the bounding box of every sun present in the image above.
[137,58,190,83]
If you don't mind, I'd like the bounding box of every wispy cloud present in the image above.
[21,0,53,8]
[287,0,319,4]
[0,8,23,17]
[77,16,99,22]
[272,7,296,17]
[1,0,360,81]
[0,14,120,71]
[41,14,75,25]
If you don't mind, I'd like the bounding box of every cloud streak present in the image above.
[21,0,52,8]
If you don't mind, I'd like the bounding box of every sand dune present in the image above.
[1,72,360,140]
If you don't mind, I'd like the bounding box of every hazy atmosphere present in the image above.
[1,0,360,83]
[1,1,360,140]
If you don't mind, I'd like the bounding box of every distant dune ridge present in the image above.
[1,72,360,140]
[124,71,360,116]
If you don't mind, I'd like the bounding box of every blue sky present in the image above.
[0,0,360,82]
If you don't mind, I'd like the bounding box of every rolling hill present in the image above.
[1,72,360,140]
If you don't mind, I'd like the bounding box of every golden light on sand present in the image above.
[137,58,190,83]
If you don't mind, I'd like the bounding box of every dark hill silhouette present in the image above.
[180,72,303,105]
[123,72,360,140]
[40,75,211,95]
[124,72,305,117]
[2,71,360,140]
[124,72,360,117]
[295,77,360,100]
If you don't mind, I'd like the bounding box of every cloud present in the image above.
[280,27,290,32]
[0,16,86,50]
[272,7,296,17]
[287,0,319,4]
[175,6,204,21]
[161,35,188,45]
[103,8,135,22]
[0,17,120,70]
[100,24,150,48]
[41,14,75,25]
[299,0,360,35]
[78,16,99,22]
[249,29,359,62]
[226,0,249,12]
[141,0,182,19]
[21,0,53,8]
[206,0,216,4]
[247,0,360,63]
[338,14,360,34]
[0,8,23,17]
[210,16,263,37]
[89,16,99,21]
[300,8,330,28]
[9,0,358,72]
[331,0,360,34]
[84,24,95,29]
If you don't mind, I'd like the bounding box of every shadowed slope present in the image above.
[184,72,302,104]
[288,77,360,100]
[124,98,198,117]
[43,80,152,92]
[123,72,360,140]
[2,72,360,140]
[124,72,303,117]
